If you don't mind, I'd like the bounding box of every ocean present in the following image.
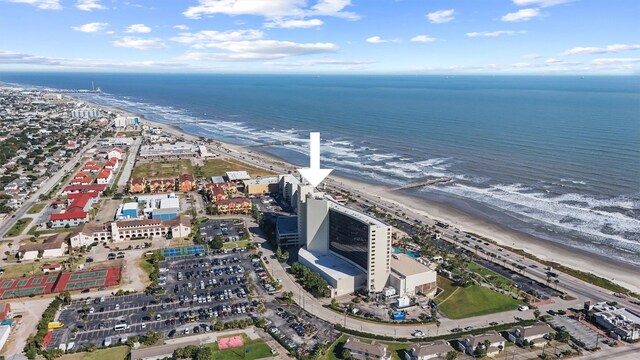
[1,73,639,266]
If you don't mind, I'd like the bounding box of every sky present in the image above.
[0,0,639,74]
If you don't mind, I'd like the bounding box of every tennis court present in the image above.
[64,278,105,291]
[0,273,59,300]
[161,245,206,257]
[1,287,46,299]
[69,269,107,281]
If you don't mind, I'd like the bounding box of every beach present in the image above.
[115,106,639,295]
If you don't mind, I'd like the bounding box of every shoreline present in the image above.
[52,93,640,294]
[137,117,640,294]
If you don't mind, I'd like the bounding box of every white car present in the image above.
[412,330,424,337]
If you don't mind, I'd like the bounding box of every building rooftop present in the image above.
[343,338,388,357]
[160,197,180,210]
[225,171,250,181]
[391,252,434,277]
[243,176,279,185]
[210,176,226,184]
[19,233,67,252]
[276,216,298,235]
[298,248,365,281]
[410,340,452,357]
[122,202,138,211]
[328,200,388,227]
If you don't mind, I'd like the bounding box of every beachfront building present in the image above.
[279,174,300,208]
[225,171,250,182]
[70,107,100,119]
[458,331,505,357]
[508,323,553,346]
[297,184,392,297]
[243,176,279,195]
[592,302,640,341]
[389,252,437,297]
[343,338,391,360]
[404,340,453,360]
[139,142,198,159]
[114,116,139,128]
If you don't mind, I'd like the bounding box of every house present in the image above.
[179,174,195,192]
[18,233,68,260]
[149,179,175,193]
[41,263,63,274]
[215,197,251,214]
[458,331,506,357]
[107,147,126,160]
[49,209,88,228]
[104,157,119,170]
[69,172,93,185]
[62,184,106,195]
[66,193,96,213]
[96,168,113,184]
[509,323,553,346]
[343,337,391,360]
[64,141,79,150]
[129,177,146,193]
[404,340,452,360]
[82,161,101,173]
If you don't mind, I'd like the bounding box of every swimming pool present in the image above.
[392,247,420,258]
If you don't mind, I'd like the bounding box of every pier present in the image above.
[391,177,452,191]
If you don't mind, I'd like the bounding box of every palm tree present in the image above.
[554,279,559,290]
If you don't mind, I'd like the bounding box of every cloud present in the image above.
[7,0,60,10]
[112,37,168,50]
[72,22,109,33]
[466,30,527,37]
[173,25,190,30]
[426,9,455,24]
[179,40,338,61]
[125,24,152,33]
[183,0,359,21]
[0,50,191,69]
[513,0,573,7]
[76,0,106,11]
[521,53,543,59]
[410,35,436,43]
[171,29,265,48]
[591,58,640,65]
[501,8,542,22]
[266,59,375,67]
[561,43,640,56]
[264,18,324,29]
[366,36,397,44]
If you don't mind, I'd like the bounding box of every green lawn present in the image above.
[132,159,193,179]
[223,240,251,249]
[6,218,32,237]
[58,346,130,360]
[467,262,513,288]
[195,159,276,179]
[203,334,272,360]
[27,202,47,214]
[438,285,522,319]
[0,262,42,279]
[435,275,457,301]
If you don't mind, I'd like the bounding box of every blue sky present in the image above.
[1,0,639,73]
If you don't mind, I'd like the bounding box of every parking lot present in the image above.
[476,258,563,300]
[49,251,257,351]
[199,218,246,243]
[548,315,600,350]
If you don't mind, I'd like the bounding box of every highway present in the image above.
[0,134,102,238]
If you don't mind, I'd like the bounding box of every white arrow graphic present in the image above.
[298,132,333,187]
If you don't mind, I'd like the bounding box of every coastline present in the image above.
[58,95,640,294]
[134,116,640,294]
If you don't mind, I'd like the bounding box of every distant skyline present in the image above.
[1,0,639,73]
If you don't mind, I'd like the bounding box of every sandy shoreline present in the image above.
[84,100,640,294]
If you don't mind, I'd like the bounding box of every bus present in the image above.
[114,324,129,332]
[48,322,64,329]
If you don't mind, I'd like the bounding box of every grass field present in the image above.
[203,334,272,360]
[27,202,47,214]
[435,275,457,301]
[223,240,251,249]
[132,159,193,179]
[438,285,522,319]
[58,346,130,360]
[0,262,42,279]
[195,159,276,179]
[467,262,513,288]
[6,218,32,237]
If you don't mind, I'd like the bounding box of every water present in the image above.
[1,73,639,266]
[392,247,420,259]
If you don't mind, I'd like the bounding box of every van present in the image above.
[114,324,128,331]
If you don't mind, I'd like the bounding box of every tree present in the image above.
[210,235,224,250]
[533,309,541,319]
[446,350,459,360]
[195,346,213,360]
[341,348,353,360]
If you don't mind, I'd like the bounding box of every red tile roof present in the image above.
[97,168,112,179]
[63,184,107,193]
[50,210,87,221]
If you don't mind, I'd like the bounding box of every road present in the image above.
[116,136,142,193]
[0,134,102,238]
